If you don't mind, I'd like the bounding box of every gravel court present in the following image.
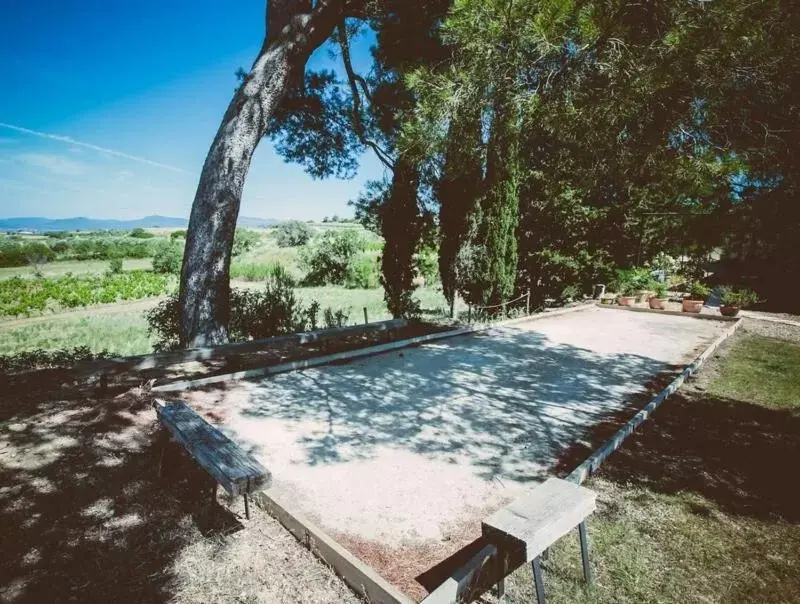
[184,306,726,597]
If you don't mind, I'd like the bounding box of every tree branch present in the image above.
[337,20,396,171]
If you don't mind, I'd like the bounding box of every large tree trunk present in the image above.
[179,0,343,347]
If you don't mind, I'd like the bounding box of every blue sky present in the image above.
[0,1,384,221]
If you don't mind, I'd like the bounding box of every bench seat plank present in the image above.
[155,400,270,497]
[482,477,596,562]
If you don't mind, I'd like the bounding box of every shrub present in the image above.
[170,230,187,241]
[611,267,652,293]
[345,256,380,289]
[0,346,114,374]
[107,257,124,274]
[232,229,260,257]
[146,279,349,350]
[301,230,364,286]
[275,220,313,247]
[152,241,183,275]
[130,228,154,239]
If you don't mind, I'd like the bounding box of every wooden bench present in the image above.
[482,477,596,603]
[154,400,270,519]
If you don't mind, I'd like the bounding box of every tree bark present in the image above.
[179,0,344,347]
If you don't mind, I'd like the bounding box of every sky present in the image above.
[0,1,385,221]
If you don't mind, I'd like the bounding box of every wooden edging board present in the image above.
[251,489,415,604]
[80,318,408,376]
[419,314,743,604]
[152,302,595,393]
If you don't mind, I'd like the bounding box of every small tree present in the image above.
[275,220,312,247]
[301,230,364,286]
[232,229,260,257]
[130,227,154,239]
[152,241,183,275]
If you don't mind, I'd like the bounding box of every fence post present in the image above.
[526,290,531,315]
[450,298,455,319]
[468,305,472,323]
[363,307,369,324]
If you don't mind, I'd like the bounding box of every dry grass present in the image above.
[0,388,361,604]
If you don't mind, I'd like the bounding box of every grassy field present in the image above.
[504,332,800,603]
[0,307,155,357]
[0,258,153,280]
[706,336,800,408]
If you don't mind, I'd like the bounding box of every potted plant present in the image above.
[719,287,758,317]
[617,284,638,307]
[648,281,670,310]
[682,281,710,313]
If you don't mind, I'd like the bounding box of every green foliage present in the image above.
[415,245,440,285]
[151,241,183,275]
[686,281,712,301]
[719,286,758,308]
[651,280,668,299]
[301,229,365,286]
[107,257,124,275]
[130,228,154,239]
[232,229,260,257]
[145,274,350,351]
[170,230,187,241]
[230,261,295,283]
[0,272,169,317]
[612,268,653,294]
[0,238,55,267]
[274,220,313,248]
[0,346,114,374]
[346,256,380,289]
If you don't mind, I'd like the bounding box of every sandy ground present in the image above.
[184,307,726,597]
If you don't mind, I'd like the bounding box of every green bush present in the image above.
[230,261,295,283]
[0,272,169,317]
[152,241,183,275]
[107,258,124,275]
[170,230,187,241]
[232,229,260,257]
[345,256,380,289]
[130,228,154,239]
[145,277,349,351]
[275,220,313,247]
[415,246,440,284]
[686,280,712,301]
[301,230,365,286]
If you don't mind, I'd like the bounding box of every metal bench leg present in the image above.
[531,556,546,604]
[578,521,592,584]
[244,494,250,520]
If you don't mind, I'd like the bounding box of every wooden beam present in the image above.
[252,489,414,604]
[153,303,595,393]
[482,478,596,562]
[154,400,270,497]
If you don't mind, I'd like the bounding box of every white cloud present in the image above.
[17,153,86,176]
[0,122,192,175]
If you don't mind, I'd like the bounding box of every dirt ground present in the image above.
[0,388,361,604]
[181,306,726,598]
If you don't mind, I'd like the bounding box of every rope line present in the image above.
[470,292,529,311]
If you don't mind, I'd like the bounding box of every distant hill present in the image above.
[0,215,280,232]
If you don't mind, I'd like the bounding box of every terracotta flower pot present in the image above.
[618,296,636,307]
[682,299,703,313]
[720,304,740,317]
[649,297,668,310]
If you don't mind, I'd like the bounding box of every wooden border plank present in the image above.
[252,489,415,604]
[153,303,595,393]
